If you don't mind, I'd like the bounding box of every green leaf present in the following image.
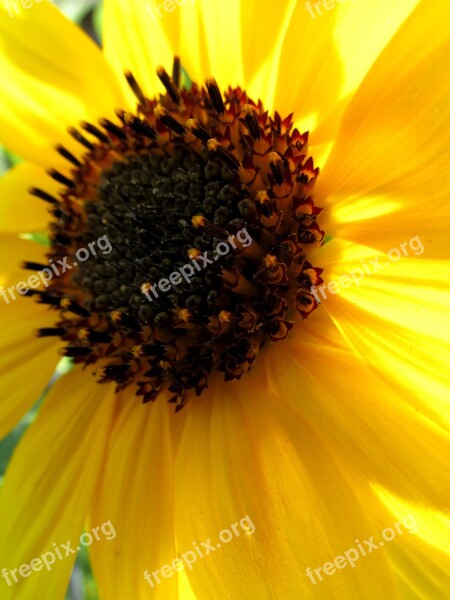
[92,2,103,43]
[181,67,192,90]
[5,149,22,166]
[0,147,22,175]
[54,0,98,23]
[0,409,38,480]
[0,148,9,176]
[20,232,52,247]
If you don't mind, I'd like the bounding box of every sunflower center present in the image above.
[75,144,248,319]
[26,60,324,409]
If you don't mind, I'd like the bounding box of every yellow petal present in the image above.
[0,162,56,233]
[179,0,211,85]
[0,301,60,441]
[312,238,450,429]
[103,0,297,108]
[331,0,420,105]
[372,487,450,598]
[195,0,300,108]
[266,328,450,596]
[245,0,297,108]
[103,0,179,107]
[0,234,45,288]
[0,2,125,167]
[316,1,450,257]
[271,332,450,510]
[173,375,397,599]
[312,0,420,146]
[88,389,187,600]
[196,0,244,86]
[0,367,117,599]
[273,0,419,133]
[0,235,60,439]
[242,0,296,82]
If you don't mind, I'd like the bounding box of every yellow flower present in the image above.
[0,1,449,599]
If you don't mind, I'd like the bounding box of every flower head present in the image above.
[28,63,324,407]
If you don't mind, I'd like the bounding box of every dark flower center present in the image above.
[26,59,324,409]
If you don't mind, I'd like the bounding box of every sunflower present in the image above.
[0,0,449,598]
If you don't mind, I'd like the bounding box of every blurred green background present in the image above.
[0,2,103,598]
